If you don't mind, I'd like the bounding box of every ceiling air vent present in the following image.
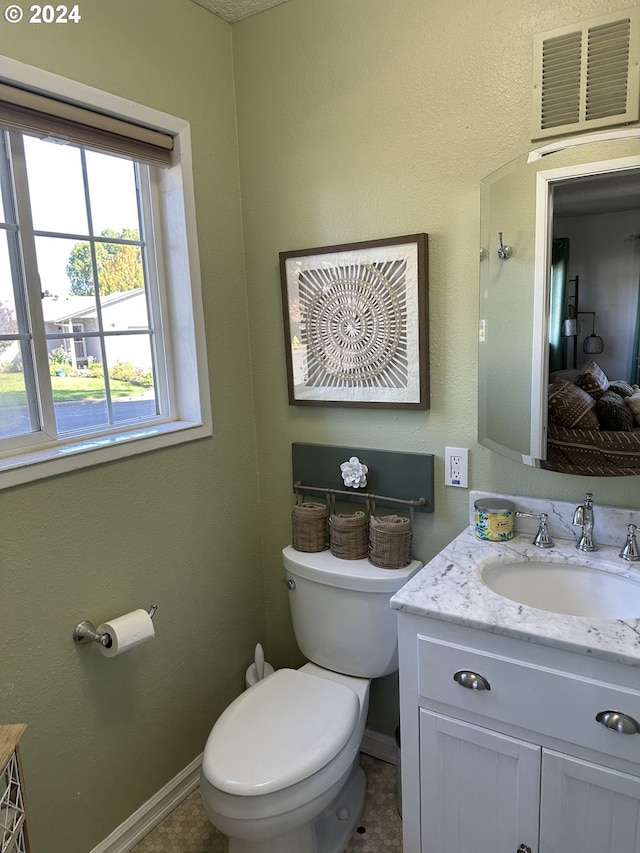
[532,7,639,140]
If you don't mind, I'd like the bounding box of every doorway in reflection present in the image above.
[551,171,640,384]
[544,169,640,475]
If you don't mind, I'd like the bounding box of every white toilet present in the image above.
[200,545,422,853]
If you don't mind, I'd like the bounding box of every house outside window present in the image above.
[72,324,87,367]
[0,58,212,488]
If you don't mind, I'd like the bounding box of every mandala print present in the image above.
[298,260,408,388]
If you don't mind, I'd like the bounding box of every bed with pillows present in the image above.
[543,361,640,476]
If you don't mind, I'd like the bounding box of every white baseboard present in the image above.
[89,753,203,853]
[360,727,398,765]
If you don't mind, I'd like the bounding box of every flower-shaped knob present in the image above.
[340,456,368,489]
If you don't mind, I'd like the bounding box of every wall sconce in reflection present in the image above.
[562,297,578,338]
[581,312,604,355]
[562,290,580,336]
[562,303,604,362]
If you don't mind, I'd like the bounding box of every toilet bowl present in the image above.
[200,663,370,853]
[200,547,422,852]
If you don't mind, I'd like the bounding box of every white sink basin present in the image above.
[480,561,640,618]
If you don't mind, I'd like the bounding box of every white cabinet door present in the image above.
[419,710,541,853]
[541,749,640,853]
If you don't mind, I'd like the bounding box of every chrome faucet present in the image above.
[515,511,554,548]
[573,492,597,552]
[619,524,640,562]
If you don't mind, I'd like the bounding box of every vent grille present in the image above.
[532,8,639,140]
[586,19,630,120]
[541,32,582,129]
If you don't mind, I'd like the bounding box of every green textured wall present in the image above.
[0,3,266,852]
[1,0,639,849]
[232,0,640,733]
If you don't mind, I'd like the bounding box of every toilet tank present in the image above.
[283,546,422,678]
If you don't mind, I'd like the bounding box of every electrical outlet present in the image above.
[445,447,469,488]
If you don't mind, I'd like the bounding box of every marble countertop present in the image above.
[391,526,640,667]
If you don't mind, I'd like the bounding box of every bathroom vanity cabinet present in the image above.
[392,496,640,853]
[397,615,640,853]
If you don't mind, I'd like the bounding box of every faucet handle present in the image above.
[515,511,554,549]
[619,524,640,562]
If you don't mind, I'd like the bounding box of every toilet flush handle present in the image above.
[281,578,296,590]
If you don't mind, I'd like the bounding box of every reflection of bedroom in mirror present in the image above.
[544,168,640,475]
[478,135,640,477]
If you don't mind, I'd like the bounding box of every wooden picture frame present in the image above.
[279,233,429,408]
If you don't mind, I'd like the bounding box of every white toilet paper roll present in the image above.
[97,609,155,658]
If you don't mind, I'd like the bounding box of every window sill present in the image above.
[0,420,212,490]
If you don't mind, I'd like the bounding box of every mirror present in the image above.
[479,132,640,476]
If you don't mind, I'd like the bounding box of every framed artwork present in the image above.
[279,233,429,409]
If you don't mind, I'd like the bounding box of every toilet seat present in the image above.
[202,668,359,797]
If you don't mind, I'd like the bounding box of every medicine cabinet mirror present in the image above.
[479,131,640,476]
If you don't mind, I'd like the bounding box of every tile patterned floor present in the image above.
[131,753,402,852]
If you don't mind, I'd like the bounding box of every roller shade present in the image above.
[0,82,174,166]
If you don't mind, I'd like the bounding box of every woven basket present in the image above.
[329,511,369,560]
[292,502,328,552]
[369,514,412,568]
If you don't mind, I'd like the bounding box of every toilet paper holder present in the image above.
[73,605,158,646]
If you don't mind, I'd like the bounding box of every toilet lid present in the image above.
[202,668,359,796]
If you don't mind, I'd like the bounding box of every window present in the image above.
[0,59,211,488]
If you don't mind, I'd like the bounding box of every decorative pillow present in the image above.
[608,380,634,398]
[595,390,634,431]
[575,360,609,399]
[548,379,600,429]
[626,391,640,427]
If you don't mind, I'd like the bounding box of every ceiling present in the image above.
[191,0,291,23]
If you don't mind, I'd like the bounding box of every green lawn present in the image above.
[0,372,151,405]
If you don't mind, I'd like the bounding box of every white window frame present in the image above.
[0,57,212,489]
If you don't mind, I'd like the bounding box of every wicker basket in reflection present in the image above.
[368,514,412,568]
[292,502,328,552]
[329,511,368,560]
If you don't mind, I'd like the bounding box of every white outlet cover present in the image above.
[445,447,468,488]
